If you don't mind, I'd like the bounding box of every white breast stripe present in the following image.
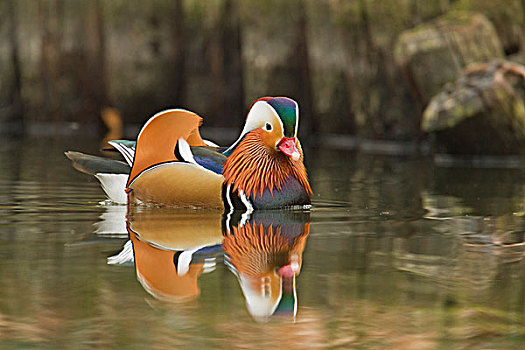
[238,189,254,213]
[225,183,234,233]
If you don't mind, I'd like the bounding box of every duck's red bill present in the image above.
[277,137,300,161]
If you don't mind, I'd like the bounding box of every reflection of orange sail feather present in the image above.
[130,231,203,302]
[125,208,224,302]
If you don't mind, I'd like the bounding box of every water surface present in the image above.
[1,136,525,349]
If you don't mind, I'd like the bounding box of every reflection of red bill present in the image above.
[278,262,299,278]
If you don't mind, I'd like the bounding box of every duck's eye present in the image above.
[265,122,272,131]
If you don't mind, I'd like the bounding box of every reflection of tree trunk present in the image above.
[7,0,24,131]
[169,0,186,105]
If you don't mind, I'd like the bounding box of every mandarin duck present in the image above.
[223,210,310,321]
[66,97,312,210]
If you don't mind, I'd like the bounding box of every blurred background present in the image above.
[2,0,523,145]
[4,2,525,347]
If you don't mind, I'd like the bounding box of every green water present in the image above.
[1,136,525,349]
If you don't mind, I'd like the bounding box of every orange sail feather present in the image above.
[127,109,207,187]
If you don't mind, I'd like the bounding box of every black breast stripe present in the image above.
[222,183,249,211]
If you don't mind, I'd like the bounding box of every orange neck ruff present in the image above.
[222,129,312,199]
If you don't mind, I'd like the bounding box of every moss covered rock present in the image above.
[453,0,524,55]
[422,60,525,155]
[394,12,504,105]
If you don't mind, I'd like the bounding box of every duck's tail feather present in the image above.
[107,240,134,265]
[65,151,129,204]
[94,173,128,204]
[65,151,130,175]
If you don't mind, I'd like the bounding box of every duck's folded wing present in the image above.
[127,161,223,208]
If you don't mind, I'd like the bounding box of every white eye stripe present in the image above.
[265,104,285,136]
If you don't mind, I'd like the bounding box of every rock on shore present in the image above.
[422,60,525,155]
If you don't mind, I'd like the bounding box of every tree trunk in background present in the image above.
[84,0,109,125]
[260,1,315,138]
[39,0,63,122]
[208,29,225,122]
[292,1,314,138]
[336,0,433,140]
[168,0,186,105]
[342,0,379,138]
[221,0,244,124]
[207,0,244,126]
[7,0,24,131]
[7,0,524,142]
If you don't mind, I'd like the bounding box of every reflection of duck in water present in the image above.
[223,211,310,321]
[105,207,310,319]
[117,208,224,302]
